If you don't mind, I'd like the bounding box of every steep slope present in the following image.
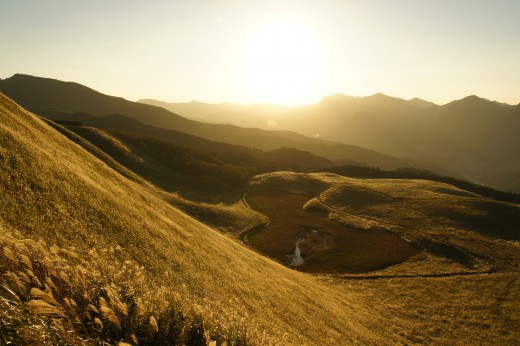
[2,94,519,345]
[0,74,424,171]
[42,120,265,235]
[0,93,388,344]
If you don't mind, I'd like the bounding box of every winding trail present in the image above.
[239,193,270,244]
[334,269,495,280]
[315,188,487,262]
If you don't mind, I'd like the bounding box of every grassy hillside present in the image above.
[325,165,520,203]
[46,122,334,198]
[0,93,392,344]
[2,93,519,344]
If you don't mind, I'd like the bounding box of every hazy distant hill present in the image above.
[0,74,426,171]
[138,99,244,120]
[139,98,293,127]
[147,90,520,192]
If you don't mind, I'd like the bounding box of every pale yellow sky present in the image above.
[1,0,519,105]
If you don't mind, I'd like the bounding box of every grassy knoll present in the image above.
[250,172,520,275]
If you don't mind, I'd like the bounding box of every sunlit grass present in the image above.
[0,230,248,345]
[1,93,519,345]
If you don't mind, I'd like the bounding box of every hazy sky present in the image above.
[1,0,519,105]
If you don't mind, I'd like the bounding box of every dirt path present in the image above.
[316,195,483,265]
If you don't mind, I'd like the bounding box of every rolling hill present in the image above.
[2,93,520,344]
[45,121,336,198]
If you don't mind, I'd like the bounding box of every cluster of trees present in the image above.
[117,133,253,187]
[55,120,519,202]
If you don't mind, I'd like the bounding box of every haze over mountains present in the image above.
[140,92,520,193]
[0,74,429,171]
[2,73,518,193]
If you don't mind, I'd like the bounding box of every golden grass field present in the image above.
[1,92,520,345]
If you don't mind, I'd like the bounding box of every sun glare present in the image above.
[245,21,324,105]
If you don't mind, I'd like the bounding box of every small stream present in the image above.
[290,239,304,266]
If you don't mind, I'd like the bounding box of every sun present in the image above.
[244,21,324,105]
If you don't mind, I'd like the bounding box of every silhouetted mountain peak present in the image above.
[443,95,516,113]
[320,93,357,103]
[408,97,438,109]
[450,95,514,108]
[463,95,487,102]
[8,73,79,86]
[364,93,410,104]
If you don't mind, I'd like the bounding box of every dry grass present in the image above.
[0,229,249,345]
[2,93,519,345]
[330,272,520,345]
[45,119,264,236]
[0,93,384,344]
[252,171,520,274]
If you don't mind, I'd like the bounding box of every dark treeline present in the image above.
[52,120,520,203]
[325,165,520,204]
[115,132,254,188]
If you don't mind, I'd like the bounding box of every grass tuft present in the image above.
[0,231,251,345]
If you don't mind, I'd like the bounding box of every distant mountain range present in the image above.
[139,92,520,192]
[0,74,429,171]
[138,98,292,125]
[2,73,518,192]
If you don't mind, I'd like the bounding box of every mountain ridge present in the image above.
[0,74,428,172]
[138,87,520,192]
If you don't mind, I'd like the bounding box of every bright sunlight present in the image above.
[245,20,325,105]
